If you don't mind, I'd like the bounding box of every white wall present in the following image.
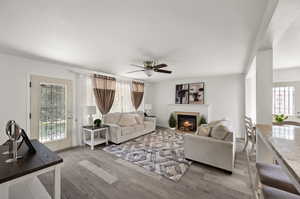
[147,74,245,137]
[245,75,256,122]
[0,53,77,145]
[274,67,300,82]
[256,49,273,124]
[245,59,256,123]
[144,82,154,106]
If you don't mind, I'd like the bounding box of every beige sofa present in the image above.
[103,112,156,144]
[184,120,235,172]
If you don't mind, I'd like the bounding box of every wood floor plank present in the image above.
[79,160,118,185]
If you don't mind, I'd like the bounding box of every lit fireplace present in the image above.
[177,113,198,132]
[183,121,192,128]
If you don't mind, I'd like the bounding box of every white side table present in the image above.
[82,125,109,150]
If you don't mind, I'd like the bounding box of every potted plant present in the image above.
[94,119,102,127]
[168,113,177,129]
[198,116,207,126]
[274,114,288,123]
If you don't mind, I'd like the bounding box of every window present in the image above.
[85,78,143,116]
[272,86,295,115]
[110,80,136,113]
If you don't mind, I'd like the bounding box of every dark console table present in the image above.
[0,140,63,199]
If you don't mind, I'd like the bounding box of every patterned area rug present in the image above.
[103,128,191,182]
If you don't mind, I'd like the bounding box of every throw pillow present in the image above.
[207,120,224,128]
[104,113,121,124]
[196,126,210,137]
[118,114,137,127]
[210,124,230,140]
[207,119,233,135]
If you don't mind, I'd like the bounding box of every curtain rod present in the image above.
[68,68,145,82]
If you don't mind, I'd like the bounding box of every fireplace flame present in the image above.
[183,121,192,128]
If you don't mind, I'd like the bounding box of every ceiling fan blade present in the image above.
[131,64,146,69]
[127,70,146,74]
[154,64,168,68]
[154,69,172,74]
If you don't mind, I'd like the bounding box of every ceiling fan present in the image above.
[128,61,172,77]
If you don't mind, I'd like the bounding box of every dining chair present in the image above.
[243,116,256,154]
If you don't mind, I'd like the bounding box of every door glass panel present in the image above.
[39,83,66,143]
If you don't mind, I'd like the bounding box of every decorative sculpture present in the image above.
[3,120,36,163]
[4,120,22,163]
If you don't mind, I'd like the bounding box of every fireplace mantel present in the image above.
[175,111,200,116]
[167,104,211,123]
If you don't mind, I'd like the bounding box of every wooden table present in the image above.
[256,124,300,193]
[82,125,109,150]
[0,140,63,199]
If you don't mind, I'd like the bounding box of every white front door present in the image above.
[30,75,73,151]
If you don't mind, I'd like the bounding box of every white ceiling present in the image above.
[275,14,300,69]
[0,0,269,81]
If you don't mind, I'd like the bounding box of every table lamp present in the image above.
[145,104,152,115]
[86,106,97,125]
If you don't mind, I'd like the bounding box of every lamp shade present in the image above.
[85,106,97,115]
[145,104,152,110]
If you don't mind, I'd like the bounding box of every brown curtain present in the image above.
[131,81,144,110]
[92,74,116,115]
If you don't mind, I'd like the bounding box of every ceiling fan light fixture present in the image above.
[129,61,172,77]
[144,70,153,77]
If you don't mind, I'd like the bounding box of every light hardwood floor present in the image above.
[39,138,253,199]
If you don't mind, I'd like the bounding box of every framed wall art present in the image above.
[175,82,205,104]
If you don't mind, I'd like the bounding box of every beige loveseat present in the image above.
[103,112,156,144]
[184,120,235,172]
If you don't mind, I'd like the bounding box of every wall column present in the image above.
[256,48,273,163]
[256,48,273,124]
